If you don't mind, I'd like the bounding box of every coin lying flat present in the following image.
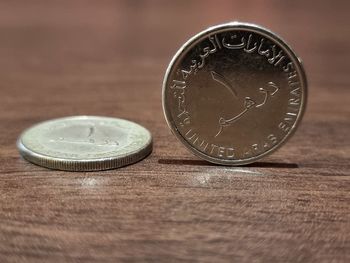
[162,22,307,165]
[17,116,152,171]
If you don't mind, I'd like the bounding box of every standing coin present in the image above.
[17,116,152,171]
[162,22,307,165]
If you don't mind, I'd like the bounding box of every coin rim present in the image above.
[17,116,153,171]
[162,22,307,165]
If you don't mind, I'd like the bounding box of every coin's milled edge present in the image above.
[17,137,153,171]
[162,22,307,165]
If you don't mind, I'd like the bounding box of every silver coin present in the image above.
[162,22,307,165]
[17,116,152,171]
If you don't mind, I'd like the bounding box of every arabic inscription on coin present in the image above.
[162,22,307,165]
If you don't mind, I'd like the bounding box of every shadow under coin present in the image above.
[158,158,298,169]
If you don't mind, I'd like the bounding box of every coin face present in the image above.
[162,22,307,165]
[17,116,152,171]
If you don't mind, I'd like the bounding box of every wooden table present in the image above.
[0,1,349,262]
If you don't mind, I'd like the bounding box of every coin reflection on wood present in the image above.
[162,22,307,165]
[17,116,152,171]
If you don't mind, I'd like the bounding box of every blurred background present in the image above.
[0,0,348,122]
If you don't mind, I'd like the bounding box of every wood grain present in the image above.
[0,0,349,262]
